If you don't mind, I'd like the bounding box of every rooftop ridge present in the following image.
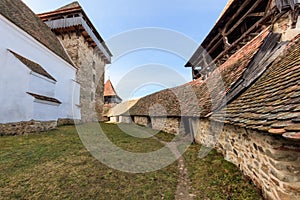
[55,1,81,11]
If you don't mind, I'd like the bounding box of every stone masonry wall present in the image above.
[120,116,133,124]
[0,120,57,136]
[58,33,105,122]
[190,118,300,200]
[133,116,180,134]
[134,116,149,127]
[151,117,180,134]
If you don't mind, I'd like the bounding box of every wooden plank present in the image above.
[203,0,265,64]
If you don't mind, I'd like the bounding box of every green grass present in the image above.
[184,144,263,200]
[0,123,262,199]
[0,123,178,199]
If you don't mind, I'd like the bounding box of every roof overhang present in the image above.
[38,5,112,64]
[185,0,284,80]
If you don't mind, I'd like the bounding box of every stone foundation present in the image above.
[132,116,180,134]
[0,120,57,136]
[57,118,75,126]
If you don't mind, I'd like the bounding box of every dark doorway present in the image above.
[130,116,135,123]
[147,116,152,128]
[182,117,191,134]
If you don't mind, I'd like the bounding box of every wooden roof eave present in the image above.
[38,6,112,57]
[186,0,275,69]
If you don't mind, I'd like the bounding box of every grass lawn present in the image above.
[0,123,262,199]
[184,145,263,200]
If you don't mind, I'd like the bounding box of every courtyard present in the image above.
[0,123,261,199]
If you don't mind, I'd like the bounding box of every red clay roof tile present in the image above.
[212,34,300,138]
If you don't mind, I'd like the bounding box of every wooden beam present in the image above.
[190,0,270,69]
[75,26,82,39]
[223,0,252,32]
[214,16,269,65]
[225,0,264,36]
[205,33,222,50]
[219,28,231,48]
[248,12,265,17]
[192,66,196,79]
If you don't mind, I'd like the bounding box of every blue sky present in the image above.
[23,0,228,100]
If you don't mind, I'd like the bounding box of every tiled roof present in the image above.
[104,80,119,97]
[107,99,139,117]
[9,50,56,82]
[223,32,287,108]
[129,30,269,117]
[0,0,74,67]
[27,92,61,104]
[211,34,300,139]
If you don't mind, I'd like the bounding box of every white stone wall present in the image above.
[110,116,118,123]
[29,73,55,97]
[0,50,32,123]
[0,15,79,124]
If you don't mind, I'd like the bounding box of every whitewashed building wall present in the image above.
[0,14,80,124]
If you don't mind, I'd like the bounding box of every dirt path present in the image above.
[158,139,195,200]
[122,125,195,199]
[174,154,195,200]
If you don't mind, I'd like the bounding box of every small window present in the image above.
[92,61,96,69]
